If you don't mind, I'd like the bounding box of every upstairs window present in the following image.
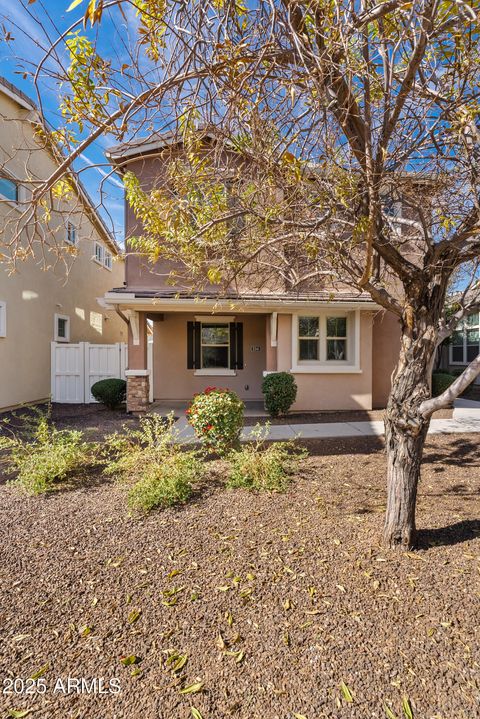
[0,301,6,337]
[66,222,77,245]
[104,249,112,270]
[94,242,104,264]
[0,176,19,203]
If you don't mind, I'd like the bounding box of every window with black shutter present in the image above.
[187,320,243,370]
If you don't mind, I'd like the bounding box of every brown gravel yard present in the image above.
[243,408,453,425]
[0,433,479,719]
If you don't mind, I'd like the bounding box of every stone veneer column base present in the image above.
[126,371,150,414]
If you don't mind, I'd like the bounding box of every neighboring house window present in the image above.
[187,319,243,373]
[292,312,360,373]
[0,301,6,337]
[104,249,112,270]
[450,313,480,364]
[0,176,18,203]
[54,313,70,342]
[66,222,77,245]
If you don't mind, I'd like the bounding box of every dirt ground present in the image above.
[0,432,478,719]
[244,408,453,425]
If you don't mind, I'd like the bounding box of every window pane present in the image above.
[327,339,346,360]
[467,328,479,362]
[451,330,464,347]
[57,318,67,338]
[0,177,18,202]
[326,317,347,337]
[299,317,319,337]
[466,313,479,326]
[452,346,464,362]
[202,346,228,368]
[467,328,479,344]
[201,324,229,345]
[467,345,479,362]
[299,338,318,360]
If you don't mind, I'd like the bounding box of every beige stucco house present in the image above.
[102,133,401,413]
[0,77,125,410]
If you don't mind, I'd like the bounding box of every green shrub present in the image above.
[91,378,126,409]
[102,413,203,513]
[431,372,456,397]
[186,387,244,455]
[226,425,307,492]
[0,408,93,494]
[262,372,297,417]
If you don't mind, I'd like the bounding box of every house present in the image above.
[0,77,125,411]
[102,132,401,414]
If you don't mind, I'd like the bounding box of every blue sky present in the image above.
[0,0,129,244]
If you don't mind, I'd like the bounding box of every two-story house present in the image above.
[0,76,125,410]
[103,132,401,413]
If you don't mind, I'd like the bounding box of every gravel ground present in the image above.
[0,434,479,719]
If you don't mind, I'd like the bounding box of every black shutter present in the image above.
[229,322,244,370]
[187,321,202,369]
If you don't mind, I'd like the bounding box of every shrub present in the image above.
[431,372,456,397]
[102,413,203,513]
[226,425,307,492]
[0,407,93,494]
[186,387,244,454]
[91,378,126,409]
[262,372,297,417]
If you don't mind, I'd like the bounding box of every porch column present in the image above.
[265,312,278,372]
[125,310,150,414]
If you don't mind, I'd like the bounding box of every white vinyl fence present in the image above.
[51,341,153,404]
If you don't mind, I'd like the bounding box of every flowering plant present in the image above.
[187,387,244,454]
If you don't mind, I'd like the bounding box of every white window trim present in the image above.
[0,172,27,212]
[54,313,70,342]
[0,300,6,337]
[449,316,480,365]
[193,316,237,376]
[291,310,362,374]
[94,241,104,266]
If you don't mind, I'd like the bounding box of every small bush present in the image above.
[262,372,297,417]
[186,387,244,455]
[226,425,307,492]
[431,372,456,397]
[91,378,126,409]
[102,413,203,513]
[0,407,93,494]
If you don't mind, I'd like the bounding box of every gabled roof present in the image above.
[106,126,216,166]
[0,76,122,256]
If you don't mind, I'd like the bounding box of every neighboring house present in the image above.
[0,77,125,411]
[442,311,480,382]
[103,133,401,413]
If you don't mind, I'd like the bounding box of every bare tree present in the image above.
[4,0,480,548]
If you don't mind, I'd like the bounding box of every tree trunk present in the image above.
[383,317,435,550]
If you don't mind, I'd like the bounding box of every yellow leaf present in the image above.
[67,0,84,10]
[402,697,414,719]
[340,681,353,703]
[179,682,203,695]
[384,705,398,719]
[191,709,204,719]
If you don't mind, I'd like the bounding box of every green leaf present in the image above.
[402,697,414,719]
[127,608,142,624]
[190,709,204,719]
[384,706,398,719]
[340,681,353,703]
[120,655,138,666]
[67,0,84,10]
[179,682,204,694]
[8,711,33,718]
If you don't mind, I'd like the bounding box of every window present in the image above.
[326,316,347,360]
[0,301,6,337]
[293,311,360,373]
[66,223,77,245]
[187,319,243,373]
[94,242,104,264]
[0,176,18,203]
[104,249,112,270]
[450,313,480,364]
[299,316,319,360]
[54,313,70,342]
[201,323,230,368]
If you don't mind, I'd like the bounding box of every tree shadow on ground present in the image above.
[417,519,480,549]
[423,438,480,466]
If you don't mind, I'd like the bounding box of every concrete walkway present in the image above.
[169,398,480,442]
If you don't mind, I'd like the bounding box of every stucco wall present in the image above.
[276,312,374,411]
[152,312,266,401]
[0,90,125,410]
[371,310,401,408]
